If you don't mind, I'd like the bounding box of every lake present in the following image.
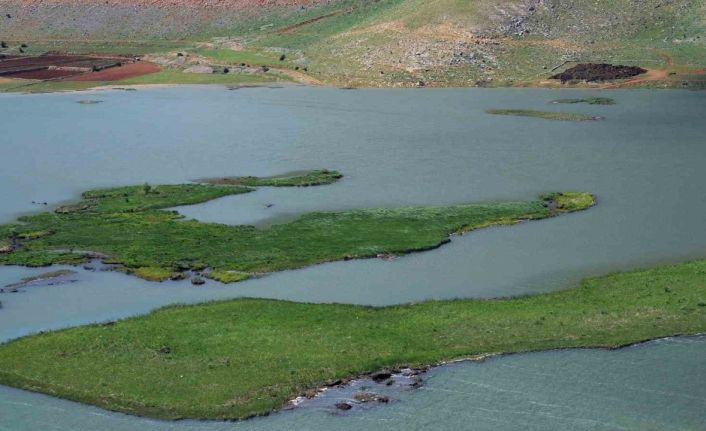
[1,86,705,429]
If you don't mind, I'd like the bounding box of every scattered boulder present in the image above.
[170,272,189,281]
[191,276,206,285]
[370,371,392,383]
[335,402,352,410]
[353,392,390,403]
[409,375,423,388]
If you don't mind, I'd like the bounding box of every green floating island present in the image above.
[0,168,595,283]
[550,97,616,105]
[486,109,604,121]
[0,259,704,420]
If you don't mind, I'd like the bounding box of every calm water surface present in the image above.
[1,337,704,431]
[0,86,705,429]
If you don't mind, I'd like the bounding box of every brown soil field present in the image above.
[0,54,126,77]
[3,69,83,79]
[69,62,161,81]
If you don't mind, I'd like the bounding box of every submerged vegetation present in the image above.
[0,169,592,282]
[0,258,704,419]
[197,169,343,187]
[551,97,616,105]
[486,109,603,121]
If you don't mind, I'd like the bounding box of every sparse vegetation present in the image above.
[486,109,602,121]
[551,97,616,105]
[197,169,343,187]
[0,258,703,419]
[0,0,704,88]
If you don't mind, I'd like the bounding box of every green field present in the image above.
[0,170,594,282]
[0,258,704,419]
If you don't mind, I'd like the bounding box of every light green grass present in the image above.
[130,267,179,282]
[114,69,283,86]
[0,79,98,94]
[0,259,704,419]
[205,270,251,283]
[189,48,280,66]
[0,69,280,94]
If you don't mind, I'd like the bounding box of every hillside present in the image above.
[1,0,705,87]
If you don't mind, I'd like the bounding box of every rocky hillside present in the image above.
[1,0,705,86]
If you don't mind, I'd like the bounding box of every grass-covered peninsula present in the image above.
[0,258,704,420]
[0,169,594,283]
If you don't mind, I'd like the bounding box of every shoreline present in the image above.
[2,77,706,95]
[1,257,704,420]
[286,331,706,415]
[0,332,703,423]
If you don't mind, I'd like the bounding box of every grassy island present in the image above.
[0,259,704,420]
[0,170,594,283]
[486,109,602,121]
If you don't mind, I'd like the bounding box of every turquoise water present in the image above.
[1,337,704,431]
[1,86,705,429]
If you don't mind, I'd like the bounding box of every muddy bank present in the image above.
[0,269,78,293]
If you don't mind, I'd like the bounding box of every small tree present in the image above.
[0,41,7,49]
[143,183,152,195]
